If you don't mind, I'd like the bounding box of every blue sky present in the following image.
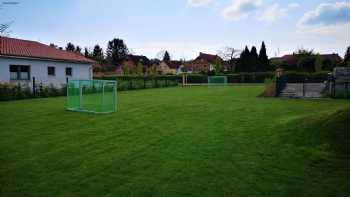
[1,0,350,59]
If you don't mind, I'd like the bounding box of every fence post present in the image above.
[346,82,349,93]
[165,78,168,87]
[32,77,36,97]
[332,80,336,97]
[275,76,280,97]
[303,81,306,97]
[144,77,146,89]
[155,78,158,88]
[129,78,132,90]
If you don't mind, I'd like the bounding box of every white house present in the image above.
[0,36,94,87]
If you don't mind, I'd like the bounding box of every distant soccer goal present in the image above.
[66,80,117,114]
[208,76,228,86]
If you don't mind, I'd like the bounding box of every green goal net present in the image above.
[208,76,228,85]
[66,80,117,113]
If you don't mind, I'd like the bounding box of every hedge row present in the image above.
[182,72,330,84]
[283,71,330,83]
[0,83,66,101]
[96,76,179,91]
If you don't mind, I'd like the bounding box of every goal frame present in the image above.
[207,76,228,86]
[66,80,117,114]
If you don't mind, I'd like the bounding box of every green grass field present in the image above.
[1,86,350,196]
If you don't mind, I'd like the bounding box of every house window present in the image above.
[9,65,30,80]
[66,67,72,76]
[48,66,55,76]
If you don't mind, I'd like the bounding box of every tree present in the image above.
[213,57,223,74]
[250,46,259,72]
[218,47,240,72]
[66,42,75,51]
[49,43,57,48]
[297,56,315,72]
[294,48,314,56]
[236,46,250,72]
[314,54,322,72]
[122,64,130,75]
[0,23,11,36]
[75,46,82,54]
[106,38,129,65]
[136,62,144,76]
[163,51,171,62]
[258,41,269,71]
[84,47,90,58]
[92,45,104,61]
[344,46,350,64]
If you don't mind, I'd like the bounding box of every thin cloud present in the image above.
[300,2,350,26]
[222,0,263,21]
[259,3,287,23]
[187,0,213,7]
[288,3,300,9]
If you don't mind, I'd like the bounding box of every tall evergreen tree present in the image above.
[65,42,75,51]
[106,38,129,65]
[250,46,259,72]
[345,46,350,63]
[236,46,250,72]
[258,41,269,71]
[84,47,90,58]
[163,51,171,62]
[92,44,104,61]
[75,46,82,54]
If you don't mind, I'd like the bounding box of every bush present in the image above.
[334,92,350,99]
[96,75,179,91]
[0,83,67,101]
[259,78,276,97]
[284,71,329,83]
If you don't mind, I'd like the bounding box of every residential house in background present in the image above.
[157,61,182,75]
[119,55,151,74]
[0,36,94,87]
[185,52,223,73]
[271,53,342,71]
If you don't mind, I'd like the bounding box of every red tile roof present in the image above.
[195,52,222,63]
[0,36,94,63]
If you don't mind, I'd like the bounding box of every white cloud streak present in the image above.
[187,0,213,7]
[258,3,287,23]
[299,2,350,26]
[222,0,263,21]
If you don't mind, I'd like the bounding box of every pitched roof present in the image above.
[124,55,151,66]
[0,36,94,63]
[163,60,182,69]
[195,52,222,63]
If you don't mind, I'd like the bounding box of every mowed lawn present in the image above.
[1,86,350,197]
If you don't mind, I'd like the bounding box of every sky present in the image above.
[1,0,350,60]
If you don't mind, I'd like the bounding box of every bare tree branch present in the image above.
[217,47,241,61]
[0,22,12,36]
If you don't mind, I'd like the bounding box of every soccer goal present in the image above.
[208,76,228,86]
[66,80,117,113]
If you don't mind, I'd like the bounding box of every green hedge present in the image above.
[284,71,329,83]
[95,75,179,91]
[0,83,66,101]
[182,72,329,84]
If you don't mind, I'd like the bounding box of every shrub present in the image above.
[97,75,179,91]
[0,83,67,101]
[334,92,350,99]
[259,78,276,97]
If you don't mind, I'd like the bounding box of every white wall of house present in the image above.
[0,57,92,87]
